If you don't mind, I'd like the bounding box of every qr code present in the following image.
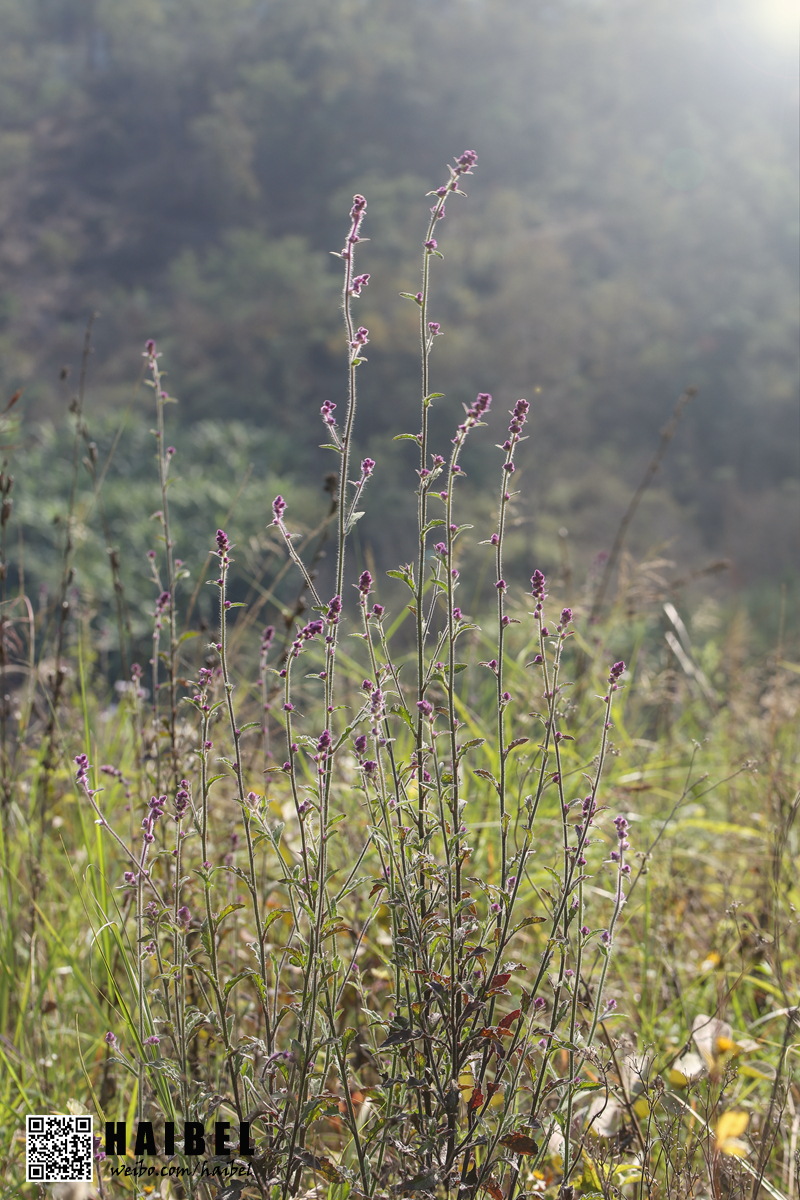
[26,1114,94,1183]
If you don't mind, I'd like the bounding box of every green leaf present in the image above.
[263,908,290,934]
[393,433,421,442]
[224,970,250,999]
[387,569,414,590]
[340,1027,358,1054]
[178,630,200,644]
[345,511,365,534]
[512,915,546,933]
[391,704,416,734]
[216,902,245,926]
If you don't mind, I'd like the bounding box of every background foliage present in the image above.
[0,0,797,634]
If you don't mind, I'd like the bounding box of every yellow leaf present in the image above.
[715,1110,749,1156]
[721,1138,750,1158]
[633,1097,650,1119]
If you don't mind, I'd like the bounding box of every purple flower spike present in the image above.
[358,570,373,595]
[354,734,367,756]
[361,457,376,478]
[216,529,229,555]
[424,239,438,251]
[531,569,546,603]
[416,699,433,718]
[272,495,287,524]
[456,150,478,173]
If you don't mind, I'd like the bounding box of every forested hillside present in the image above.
[0,0,797,629]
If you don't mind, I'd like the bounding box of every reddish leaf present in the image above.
[488,973,511,992]
[498,1008,521,1030]
[481,1179,504,1200]
[499,1132,539,1156]
[468,1087,484,1112]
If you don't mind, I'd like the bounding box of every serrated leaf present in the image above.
[296,1151,343,1182]
[341,1027,358,1054]
[263,908,290,934]
[505,737,529,754]
[391,704,416,734]
[216,902,245,926]
[380,1026,416,1049]
[499,1132,539,1156]
[396,1171,439,1193]
[223,970,249,999]
[512,915,546,933]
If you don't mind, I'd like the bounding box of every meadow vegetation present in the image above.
[0,148,797,1200]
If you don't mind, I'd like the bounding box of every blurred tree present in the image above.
[0,0,796,592]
